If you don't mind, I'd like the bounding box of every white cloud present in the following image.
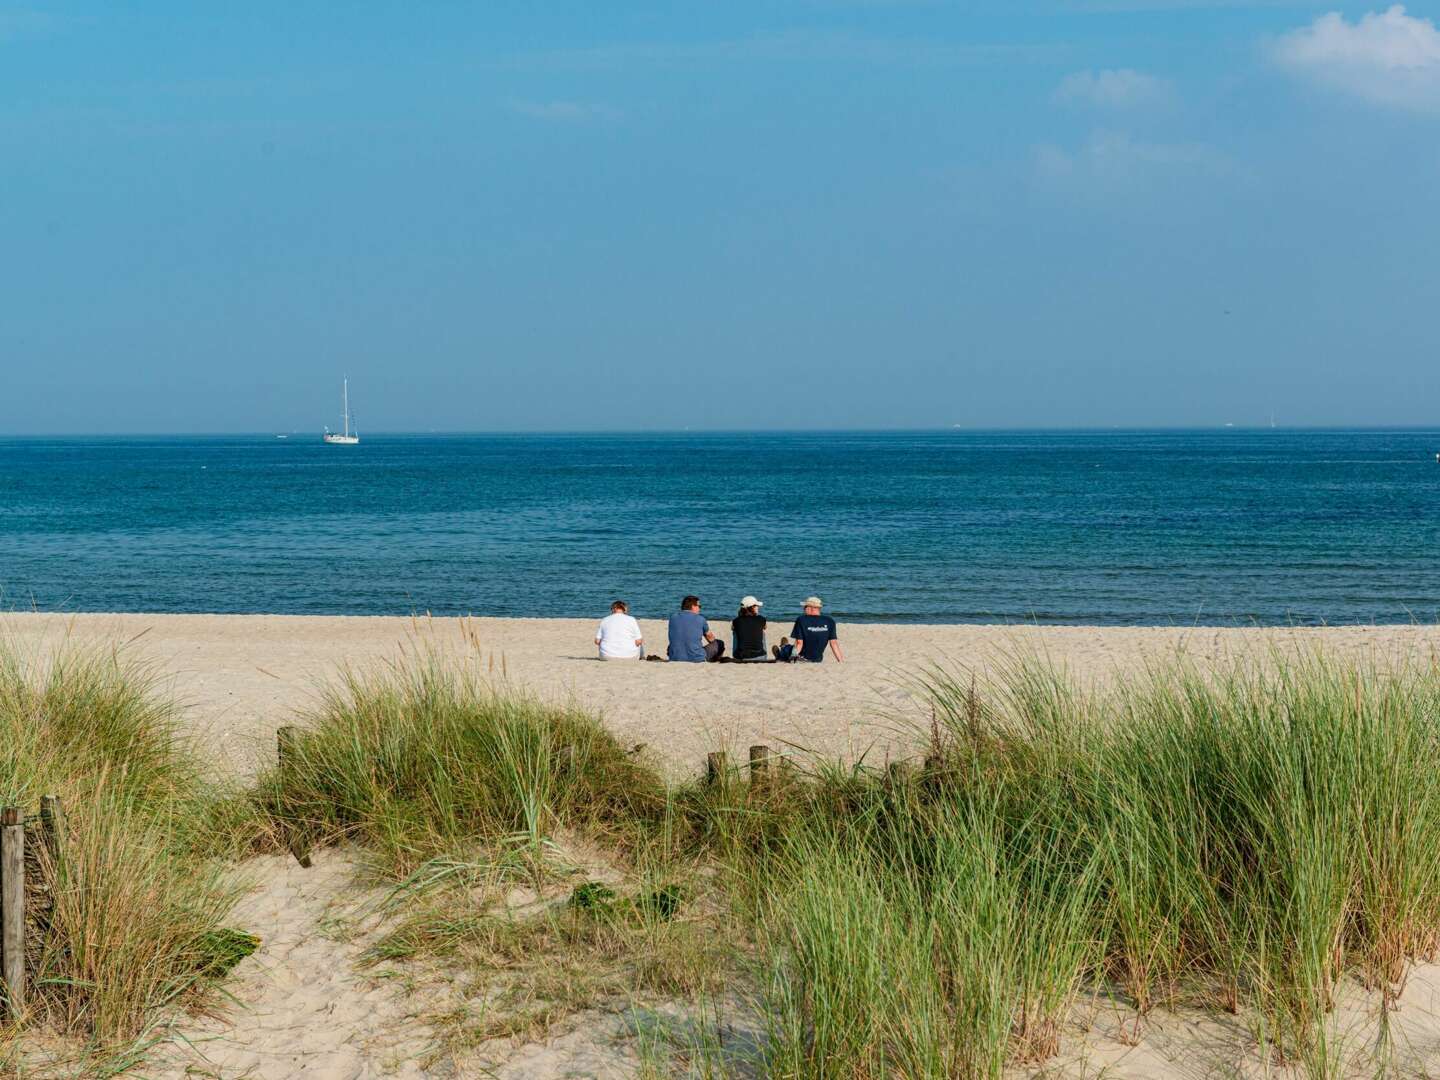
[1274,5,1440,110]
[507,100,621,122]
[1034,130,1233,189]
[1053,68,1174,108]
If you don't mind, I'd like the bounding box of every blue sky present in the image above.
[2,2,1438,432]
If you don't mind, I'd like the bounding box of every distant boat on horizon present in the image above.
[323,378,360,445]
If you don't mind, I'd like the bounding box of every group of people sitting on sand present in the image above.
[594,594,843,664]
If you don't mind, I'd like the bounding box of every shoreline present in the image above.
[6,611,1439,780]
[9,608,1435,629]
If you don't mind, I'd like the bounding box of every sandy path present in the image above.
[6,613,1440,780]
[151,851,446,1080]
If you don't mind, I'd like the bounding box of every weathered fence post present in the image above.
[1,806,24,1019]
[748,745,772,788]
[277,727,313,869]
[705,751,728,787]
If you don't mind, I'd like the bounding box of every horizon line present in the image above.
[2,424,1440,439]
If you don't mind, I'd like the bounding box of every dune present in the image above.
[10,611,1440,1078]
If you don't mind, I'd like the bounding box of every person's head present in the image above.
[610,600,628,614]
[803,595,823,616]
[681,595,701,612]
[739,594,763,618]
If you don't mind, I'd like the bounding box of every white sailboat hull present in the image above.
[323,433,359,445]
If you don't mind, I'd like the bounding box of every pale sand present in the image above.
[7,612,1440,782]
[12,612,1440,1078]
[150,850,442,1080]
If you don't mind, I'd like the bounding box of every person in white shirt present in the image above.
[595,599,644,660]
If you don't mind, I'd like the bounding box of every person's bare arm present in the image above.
[704,630,716,644]
[829,638,844,662]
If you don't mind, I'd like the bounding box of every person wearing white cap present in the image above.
[731,596,768,661]
[781,596,843,663]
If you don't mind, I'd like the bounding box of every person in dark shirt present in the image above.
[780,596,843,663]
[731,595,768,661]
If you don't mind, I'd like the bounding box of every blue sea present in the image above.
[1,430,1437,626]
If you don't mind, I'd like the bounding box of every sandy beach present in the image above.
[11,612,1440,1078]
[7,611,1440,779]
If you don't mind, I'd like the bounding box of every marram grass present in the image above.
[908,650,1440,1074]
[242,646,1440,1076]
[254,647,670,879]
[268,645,1440,1078]
[0,640,250,1052]
[19,636,1439,1078]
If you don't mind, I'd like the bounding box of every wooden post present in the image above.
[705,751,728,786]
[1,807,24,1019]
[277,727,312,869]
[39,795,63,869]
[748,745,772,788]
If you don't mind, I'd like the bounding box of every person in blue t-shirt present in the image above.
[776,596,843,663]
[667,595,725,662]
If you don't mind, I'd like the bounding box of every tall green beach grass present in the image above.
[11,630,1440,1079]
[258,642,1440,1077]
[255,648,670,881]
[0,639,250,1055]
[898,650,1440,1072]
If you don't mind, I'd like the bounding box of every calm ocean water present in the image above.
[1,430,1437,626]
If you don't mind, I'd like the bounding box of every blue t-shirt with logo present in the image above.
[667,610,712,662]
[791,614,838,662]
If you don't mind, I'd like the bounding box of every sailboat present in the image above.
[323,378,360,445]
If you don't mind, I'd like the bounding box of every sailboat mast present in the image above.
[343,378,350,438]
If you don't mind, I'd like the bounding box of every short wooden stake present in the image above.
[39,795,63,869]
[277,727,312,869]
[705,751,728,786]
[1,806,24,1019]
[748,745,772,787]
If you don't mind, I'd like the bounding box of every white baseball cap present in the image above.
[803,596,823,608]
[740,595,763,609]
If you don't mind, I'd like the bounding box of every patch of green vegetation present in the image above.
[189,928,262,979]
[240,644,1440,1078]
[0,639,259,1062]
[250,649,670,880]
[569,881,618,911]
